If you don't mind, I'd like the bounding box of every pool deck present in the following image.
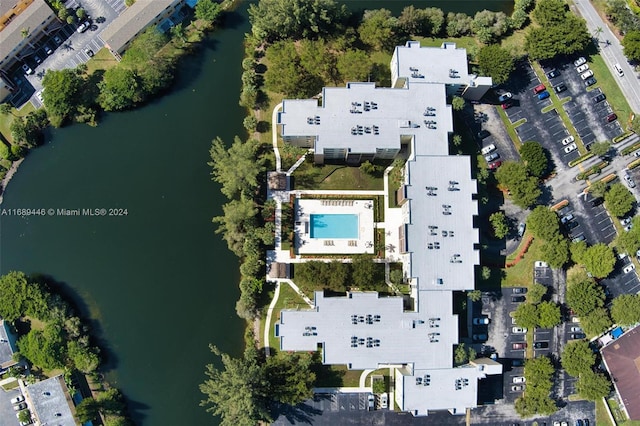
[295,199,375,255]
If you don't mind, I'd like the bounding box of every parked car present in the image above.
[533,84,546,94]
[44,44,53,55]
[574,56,587,67]
[554,83,567,93]
[572,235,586,243]
[11,395,24,404]
[534,341,549,349]
[534,261,548,267]
[512,342,527,350]
[537,91,550,100]
[564,143,578,153]
[477,129,490,139]
[613,63,624,77]
[498,92,513,103]
[13,402,27,411]
[53,34,62,45]
[501,100,513,109]
[591,197,604,207]
[512,327,527,333]
[621,217,632,226]
[585,77,597,86]
[512,385,525,392]
[547,69,560,78]
[624,173,635,188]
[485,152,499,162]
[35,90,44,104]
[473,334,487,341]
[34,55,42,64]
[488,160,502,170]
[623,263,636,274]
[473,317,490,325]
[561,135,575,145]
[571,333,587,339]
[512,296,526,303]
[379,392,388,409]
[581,70,594,80]
[513,376,526,383]
[513,287,527,294]
[512,359,525,367]
[606,113,618,122]
[517,222,526,237]
[571,326,583,332]
[77,21,90,33]
[576,419,584,426]
[85,48,94,57]
[367,393,374,410]
[560,213,574,224]
[593,93,606,103]
[481,144,496,155]
[576,64,589,73]
[21,63,33,75]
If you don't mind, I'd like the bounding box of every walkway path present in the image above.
[272,102,283,172]
[573,0,640,114]
[263,281,281,357]
[359,370,375,388]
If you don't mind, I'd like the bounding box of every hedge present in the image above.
[568,152,594,167]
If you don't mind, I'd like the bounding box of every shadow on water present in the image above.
[221,9,247,30]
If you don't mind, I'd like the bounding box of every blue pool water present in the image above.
[310,214,359,239]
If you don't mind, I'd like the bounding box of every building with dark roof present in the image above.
[24,375,76,426]
[602,325,640,420]
[0,320,18,369]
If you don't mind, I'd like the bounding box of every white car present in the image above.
[581,70,594,80]
[35,90,44,104]
[481,144,496,155]
[561,135,575,145]
[77,21,90,33]
[576,64,589,73]
[512,376,526,383]
[10,395,24,404]
[473,317,490,325]
[512,327,527,333]
[623,264,636,274]
[613,63,624,77]
[534,261,548,268]
[624,174,635,188]
[564,143,577,153]
[574,57,587,67]
[571,326,583,332]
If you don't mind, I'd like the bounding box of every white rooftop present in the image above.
[404,155,479,293]
[279,82,452,157]
[391,41,471,86]
[26,375,75,426]
[279,291,457,370]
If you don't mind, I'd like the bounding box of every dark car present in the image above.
[571,333,587,339]
[593,93,606,103]
[554,83,567,93]
[513,287,527,294]
[512,296,526,303]
[85,48,94,57]
[477,130,490,140]
[585,76,597,86]
[591,197,603,207]
[534,341,549,349]
[512,359,525,367]
[547,69,560,78]
[606,113,618,122]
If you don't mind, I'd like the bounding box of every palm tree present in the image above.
[170,23,187,46]
[20,27,29,38]
[594,26,603,43]
[0,103,15,117]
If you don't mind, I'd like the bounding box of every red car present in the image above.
[512,342,527,350]
[488,160,502,170]
[533,84,546,94]
[501,101,513,109]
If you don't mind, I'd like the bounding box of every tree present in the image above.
[446,12,473,37]
[590,141,611,158]
[527,206,560,241]
[299,39,337,84]
[358,9,398,51]
[76,7,86,19]
[454,343,471,365]
[0,103,14,116]
[622,30,640,61]
[453,134,462,147]
[561,340,596,377]
[67,340,100,373]
[351,255,376,290]
[195,0,221,24]
[489,211,509,239]
[76,398,100,423]
[170,23,187,45]
[537,301,561,328]
[532,0,568,24]
[41,68,84,125]
[566,275,605,316]
[208,136,264,199]
[589,180,608,198]
[525,15,590,60]
[248,0,348,42]
[516,356,557,417]
[213,197,258,256]
[527,283,548,304]
[540,236,569,269]
[17,323,66,370]
[264,41,323,98]
[610,294,640,326]
[577,371,611,401]
[520,141,548,177]
[471,10,509,44]
[398,6,429,36]
[513,303,539,329]
[605,183,635,218]
[200,345,271,425]
[336,49,372,82]
[582,243,616,278]
[477,45,515,84]
[98,67,142,111]
[581,307,612,335]
[614,223,640,257]
[468,289,482,302]
[264,352,315,405]
[495,161,541,209]
[451,96,465,111]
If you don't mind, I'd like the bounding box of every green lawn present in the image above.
[314,364,362,388]
[293,162,384,190]
[266,283,308,351]
[85,48,118,74]
[502,235,543,288]
[0,102,35,144]
[596,398,614,426]
[414,36,479,51]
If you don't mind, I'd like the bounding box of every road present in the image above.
[573,0,640,114]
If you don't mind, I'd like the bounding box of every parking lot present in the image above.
[556,198,616,247]
[0,386,24,426]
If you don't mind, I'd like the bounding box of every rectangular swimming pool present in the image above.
[310,214,359,239]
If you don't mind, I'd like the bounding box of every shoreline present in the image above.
[0,157,24,206]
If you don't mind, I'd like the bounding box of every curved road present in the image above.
[573,0,640,114]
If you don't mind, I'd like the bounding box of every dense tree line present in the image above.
[294,256,382,293]
[561,340,611,400]
[0,271,132,424]
[526,206,570,268]
[496,161,542,210]
[565,267,612,335]
[606,0,640,35]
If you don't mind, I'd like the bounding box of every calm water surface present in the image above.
[0,1,511,424]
